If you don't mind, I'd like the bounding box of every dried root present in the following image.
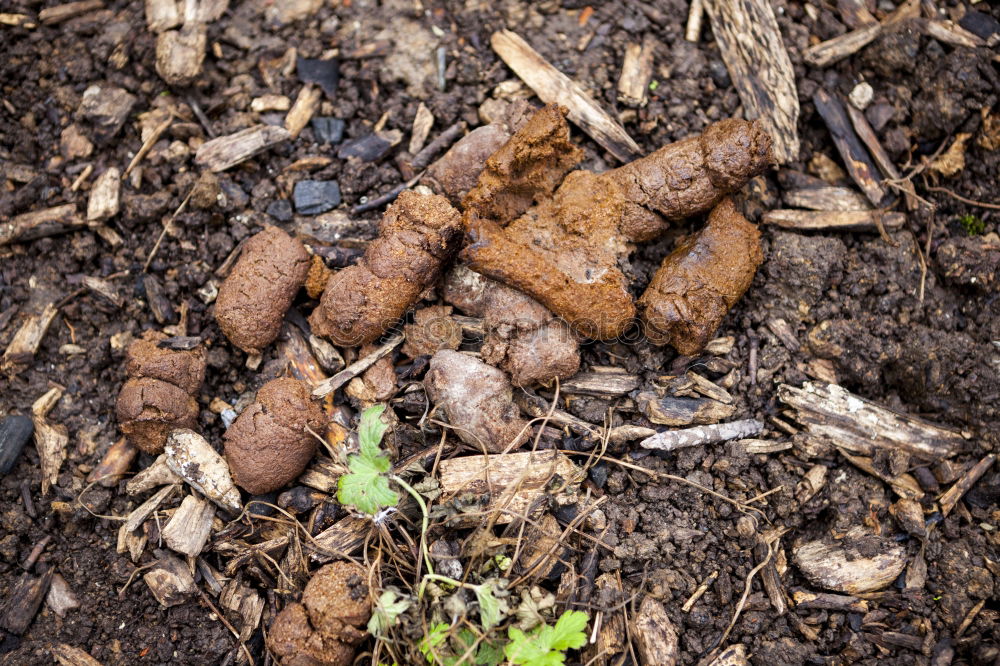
[638,198,763,355]
[309,191,463,347]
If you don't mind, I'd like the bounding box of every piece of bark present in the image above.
[145,0,180,32]
[81,275,123,308]
[918,18,986,48]
[513,391,601,439]
[617,35,656,107]
[491,30,641,162]
[704,644,748,666]
[161,494,216,557]
[437,450,584,527]
[165,429,242,513]
[803,24,882,68]
[812,89,889,207]
[845,104,920,210]
[836,0,877,28]
[195,125,291,172]
[39,0,103,24]
[632,596,679,666]
[517,513,567,580]
[0,205,85,247]
[640,419,764,452]
[703,0,800,163]
[763,209,905,232]
[791,588,868,613]
[778,382,965,461]
[560,371,640,397]
[408,103,434,155]
[795,464,828,504]
[50,644,101,666]
[792,527,906,594]
[889,498,926,537]
[310,514,373,561]
[219,579,265,642]
[46,573,80,618]
[87,438,137,487]
[143,552,195,607]
[142,274,175,325]
[155,23,207,86]
[586,573,626,662]
[0,571,53,634]
[938,454,995,518]
[312,334,403,398]
[2,302,59,373]
[126,455,182,496]
[637,391,736,427]
[285,85,322,140]
[122,484,176,538]
[784,186,871,211]
[32,387,68,494]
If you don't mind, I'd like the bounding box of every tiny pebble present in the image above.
[337,134,392,162]
[0,415,33,475]
[266,199,293,222]
[849,82,874,110]
[311,117,345,144]
[293,180,341,215]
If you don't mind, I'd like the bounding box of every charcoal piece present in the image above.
[0,571,53,635]
[337,134,392,162]
[296,57,339,98]
[293,181,342,215]
[266,199,293,222]
[311,117,345,144]
[0,415,33,475]
[959,11,1000,40]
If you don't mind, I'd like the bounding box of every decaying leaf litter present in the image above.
[1,0,999,665]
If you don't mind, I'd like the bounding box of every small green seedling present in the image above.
[338,404,400,515]
[958,213,985,236]
[504,610,589,666]
[420,623,504,666]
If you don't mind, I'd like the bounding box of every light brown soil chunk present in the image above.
[267,602,354,666]
[215,226,310,354]
[124,330,206,395]
[308,191,463,347]
[301,561,371,645]
[401,305,463,358]
[223,377,325,495]
[637,198,763,356]
[116,377,199,454]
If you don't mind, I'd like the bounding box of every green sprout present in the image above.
[958,213,985,236]
[504,610,589,666]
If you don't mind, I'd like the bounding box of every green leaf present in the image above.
[504,628,550,665]
[546,611,589,651]
[420,623,452,665]
[359,404,388,453]
[474,582,505,630]
[504,611,589,666]
[367,589,412,637]
[337,404,399,514]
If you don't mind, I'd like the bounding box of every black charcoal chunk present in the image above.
[0,415,33,475]
[311,117,345,144]
[296,57,339,98]
[959,11,1000,40]
[293,180,341,215]
[337,134,392,162]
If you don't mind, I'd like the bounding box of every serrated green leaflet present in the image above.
[337,404,400,514]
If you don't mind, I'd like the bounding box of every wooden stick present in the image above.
[803,24,881,68]
[0,204,85,246]
[312,334,403,398]
[123,115,172,178]
[704,0,800,163]
[194,125,291,172]
[685,0,704,42]
[784,186,870,211]
[762,209,905,232]
[617,36,655,107]
[938,454,995,517]
[844,104,921,211]
[640,419,764,453]
[490,30,641,163]
[812,88,889,207]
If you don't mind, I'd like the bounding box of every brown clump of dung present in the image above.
[116,331,206,454]
[223,377,325,495]
[308,191,463,347]
[637,198,763,356]
[461,104,773,340]
[401,305,463,358]
[215,226,311,354]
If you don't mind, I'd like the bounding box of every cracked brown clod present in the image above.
[401,305,463,359]
[308,191,463,347]
[215,226,311,354]
[442,266,579,387]
[637,198,764,356]
[461,104,773,340]
[424,349,530,453]
[124,330,206,395]
[223,377,325,495]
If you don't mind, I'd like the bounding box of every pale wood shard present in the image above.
[836,0,877,28]
[0,13,36,28]
[312,334,403,398]
[813,88,889,207]
[437,450,584,527]
[560,371,640,397]
[123,484,177,536]
[165,429,242,513]
[143,552,195,607]
[0,571,53,634]
[705,644,748,666]
[2,302,59,373]
[490,30,641,163]
[86,167,121,221]
[641,419,763,453]
[803,24,882,68]
[409,102,434,155]
[844,104,920,210]
[792,527,906,594]
[685,0,704,42]
[778,382,965,461]
[686,370,734,403]
[126,454,182,495]
[219,579,265,642]
[162,494,216,557]
[155,23,207,86]
[794,464,828,504]
[87,437,137,487]
[184,0,228,24]
[784,186,871,211]
[145,0,180,33]
[31,387,68,494]
[285,85,322,140]
[45,573,80,618]
[792,588,868,613]
[617,35,655,107]
[938,454,995,518]
[38,0,103,24]
[632,596,679,666]
[919,18,986,48]
[194,124,292,172]
[763,209,905,232]
[310,515,372,562]
[51,644,102,666]
[0,204,85,246]
[704,0,799,163]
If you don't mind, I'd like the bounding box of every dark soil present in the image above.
[2,1,999,665]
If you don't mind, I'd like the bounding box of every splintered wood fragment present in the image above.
[704,0,799,163]
[194,125,291,172]
[793,527,905,594]
[123,484,177,535]
[2,302,59,373]
[938,454,995,517]
[682,570,717,611]
[589,573,626,660]
[513,392,600,438]
[641,419,763,453]
[705,644,748,666]
[45,573,80,618]
[87,437,137,487]
[802,24,881,68]
[0,571,53,634]
[686,371,734,403]
[784,186,871,211]
[778,382,965,461]
[31,387,68,494]
[145,0,180,33]
[408,103,434,155]
[844,104,920,210]
[741,439,792,454]
[617,35,655,107]
[81,275,123,308]
[437,450,584,527]
[51,644,101,666]
[38,0,103,24]
[1,204,85,246]
[310,515,372,561]
[312,334,403,398]
[219,579,264,642]
[126,454,181,495]
[685,0,704,42]
[166,429,242,513]
[839,448,923,499]
[813,89,889,207]
[123,114,172,178]
[836,0,877,28]
[86,167,121,221]
[285,85,322,140]
[638,391,736,427]
[763,209,904,232]
[144,551,195,607]
[794,464,827,504]
[792,588,868,613]
[161,494,215,557]
[632,596,679,666]
[561,371,640,396]
[919,18,986,48]
[607,424,656,445]
[491,30,641,163]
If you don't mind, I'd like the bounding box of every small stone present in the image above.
[311,117,345,144]
[293,180,341,215]
[337,133,395,162]
[0,415,33,475]
[60,124,93,160]
[155,24,207,86]
[296,56,339,98]
[86,167,121,221]
[77,85,137,143]
[189,171,221,210]
[849,82,874,111]
[266,199,294,222]
[251,94,291,112]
